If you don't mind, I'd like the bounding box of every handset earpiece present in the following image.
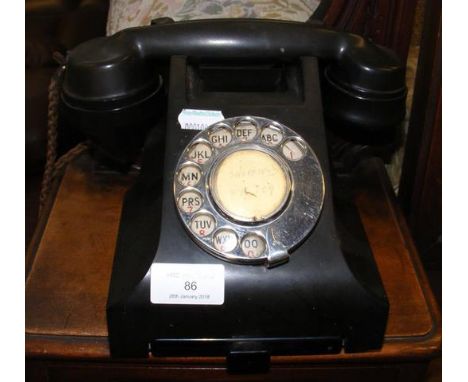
[62,19,406,165]
[60,37,166,169]
[322,42,407,135]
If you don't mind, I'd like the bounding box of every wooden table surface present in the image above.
[25,153,441,377]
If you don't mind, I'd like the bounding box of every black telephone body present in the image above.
[61,19,406,362]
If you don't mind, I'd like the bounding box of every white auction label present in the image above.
[151,263,225,305]
[178,109,225,130]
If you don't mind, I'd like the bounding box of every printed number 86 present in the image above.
[184,281,197,291]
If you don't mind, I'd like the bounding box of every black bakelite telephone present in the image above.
[61,19,406,367]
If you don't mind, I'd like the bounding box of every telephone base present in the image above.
[107,56,388,361]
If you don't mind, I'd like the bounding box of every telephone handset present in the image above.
[62,19,406,167]
[60,19,406,361]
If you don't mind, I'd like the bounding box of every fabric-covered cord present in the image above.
[39,61,88,215]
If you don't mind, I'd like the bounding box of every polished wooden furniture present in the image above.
[399,0,442,269]
[323,0,418,61]
[26,154,440,381]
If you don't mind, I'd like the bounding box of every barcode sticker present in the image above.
[151,263,224,305]
[178,109,224,130]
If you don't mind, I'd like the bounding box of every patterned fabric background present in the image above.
[107,0,320,35]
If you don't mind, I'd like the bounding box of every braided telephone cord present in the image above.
[38,63,88,215]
